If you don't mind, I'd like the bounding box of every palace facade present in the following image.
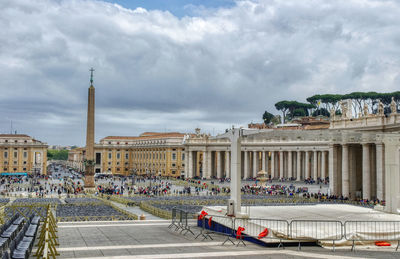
[68,132,187,177]
[0,134,47,175]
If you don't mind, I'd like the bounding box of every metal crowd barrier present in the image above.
[167,210,400,252]
[290,220,343,251]
[234,217,289,248]
[344,221,400,251]
[168,208,194,236]
[196,214,235,246]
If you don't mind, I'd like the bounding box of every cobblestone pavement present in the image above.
[55,220,399,259]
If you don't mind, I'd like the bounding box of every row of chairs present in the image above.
[1,214,40,259]
[0,214,25,252]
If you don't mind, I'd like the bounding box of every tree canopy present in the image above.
[47,150,69,160]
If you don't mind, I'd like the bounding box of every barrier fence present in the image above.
[344,221,400,251]
[169,209,400,252]
[35,205,59,259]
[290,220,343,251]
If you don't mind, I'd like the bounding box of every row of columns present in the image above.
[185,149,328,181]
[329,143,385,201]
[186,143,385,201]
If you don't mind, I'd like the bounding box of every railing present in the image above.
[290,220,343,251]
[35,205,59,259]
[345,221,400,251]
[168,210,400,252]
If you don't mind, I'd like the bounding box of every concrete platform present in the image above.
[54,220,400,258]
[207,204,400,221]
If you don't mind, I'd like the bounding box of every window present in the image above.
[108,168,111,171]
[23,168,26,171]
[182,153,185,161]
[13,152,17,158]
[23,161,27,165]
[23,152,27,159]
[108,162,111,165]
[108,153,112,159]
[4,152,7,159]
[117,153,120,159]
[172,153,176,160]
[14,140,17,143]
[125,153,129,159]
[3,168,6,171]
[117,162,120,165]
[172,163,176,167]
[108,142,111,144]
[13,161,17,166]
[117,168,120,171]
[172,170,176,174]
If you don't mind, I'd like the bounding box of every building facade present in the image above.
[0,134,47,175]
[68,132,187,177]
[183,109,400,213]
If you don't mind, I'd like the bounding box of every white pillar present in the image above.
[305,151,310,179]
[244,151,249,179]
[188,151,193,178]
[376,143,384,201]
[217,151,222,179]
[253,151,258,178]
[288,151,293,179]
[342,144,349,198]
[362,143,371,200]
[271,151,275,179]
[296,151,301,181]
[184,151,189,178]
[279,151,284,179]
[262,151,266,171]
[313,151,318,180]
[329,145,338,195]
[207,151,212,179]
[202,151,208,179]
[321,151,326,179]
[225,151,230,179]
[229,129,242,215]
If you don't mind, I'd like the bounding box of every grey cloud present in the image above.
[1,0,400,145]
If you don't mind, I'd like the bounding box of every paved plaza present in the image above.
[55,220,399,259]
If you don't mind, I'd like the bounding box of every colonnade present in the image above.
[185,149,328,181]
[185,142,386,201]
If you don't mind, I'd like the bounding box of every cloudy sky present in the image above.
[1,0,400,146]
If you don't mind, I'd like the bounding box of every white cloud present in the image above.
[1,0,400,145]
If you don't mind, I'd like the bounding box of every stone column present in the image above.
[217,151,222,179]
[328,145,338,195]
[271,151,275,179]
[188,151,193,178]
[244,151,249,179]
[362,143,371,200]
[313,151,318,180]
[288,151,293,179]
[342,144,349,198]
[225,151,230,178]
[184,151,189,178]
[376,143,385,201]
[253,151,258,178]
[296,151,301,181]
[262,151,266,171]
[207,151,212,179]
[305,151,310,179]
[202,151,208,179]
[279,151,284,179]
[321,151,326,180]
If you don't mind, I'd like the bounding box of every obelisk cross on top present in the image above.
[84,67,96,189]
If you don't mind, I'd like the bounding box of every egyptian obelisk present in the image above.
[84,68,95,188]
